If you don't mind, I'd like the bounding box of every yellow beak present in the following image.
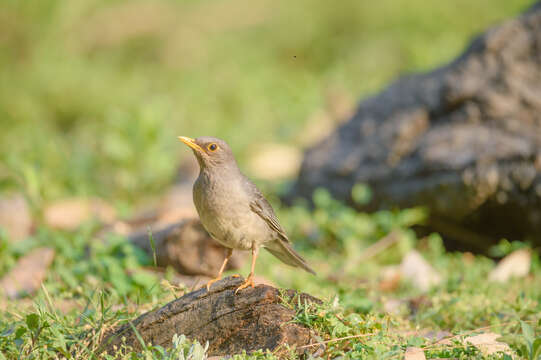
[178,136,204,153]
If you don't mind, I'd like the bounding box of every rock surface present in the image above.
[290,2,541,249]
[99,276,319,357]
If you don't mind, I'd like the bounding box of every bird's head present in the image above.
[178,136,237,170]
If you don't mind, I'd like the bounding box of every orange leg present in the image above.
[206,248,236,291]
[235,245,259,294]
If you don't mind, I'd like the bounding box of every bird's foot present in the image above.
[205,276,222,291]
[205,274,241,291]
[234,274,254,294]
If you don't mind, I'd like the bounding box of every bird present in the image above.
[178,136,315,293]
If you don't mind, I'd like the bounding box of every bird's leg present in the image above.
[235,245,259,294]
[206,248,234,291]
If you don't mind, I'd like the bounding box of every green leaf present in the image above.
[351,183,372,205]
[522,321,535,345]
[14,326,26,339]
[25,313,40,331]
[313,188,333,209]
[147,226,157,267]
[131,270,157,289]
[532,338,541,360]
[407,336,425,347]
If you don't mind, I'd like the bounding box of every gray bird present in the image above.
[178,136,315,293]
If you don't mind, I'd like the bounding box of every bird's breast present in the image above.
[193,175,268,250]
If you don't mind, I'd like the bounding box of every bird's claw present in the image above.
[206,274,242,291]
[234,275,254,294]
[206,276,221,291]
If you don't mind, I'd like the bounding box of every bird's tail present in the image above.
[264,239,316,275]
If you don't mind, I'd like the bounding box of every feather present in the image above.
[264,239,316,275]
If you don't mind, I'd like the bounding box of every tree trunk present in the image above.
[99,276,320,357]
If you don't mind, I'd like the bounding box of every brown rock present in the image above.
[0,247,55,299]
[0,194,32,242]
[44,197,116,230]
[128,219,244,277]
[99,276,320,357]
[290,2,541,250]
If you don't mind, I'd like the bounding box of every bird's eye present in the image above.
[207,143,218,152]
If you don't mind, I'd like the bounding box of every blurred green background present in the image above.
[1,2,540,358]
[0,0,532,208]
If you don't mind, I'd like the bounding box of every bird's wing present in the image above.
[244,176,316,275]
[245,180,290,242]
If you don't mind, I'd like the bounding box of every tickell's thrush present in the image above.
[178,136,315,293]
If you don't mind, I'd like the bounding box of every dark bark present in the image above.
[290,2,541,250]
[99,276,320,357]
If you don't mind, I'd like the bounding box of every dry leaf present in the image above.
[0,194,32,242]
[489,249,531,282]
[379,265,401,292]
[246,143,301,180]
[383,298,405,315]
[44,197,116,230]
[404,347,426,360]
[0,247,55,299]
[464,332,513,356]
[400,250,442,291]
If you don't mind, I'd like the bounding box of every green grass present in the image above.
[0,189,539,359]
[0,0,539,358]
